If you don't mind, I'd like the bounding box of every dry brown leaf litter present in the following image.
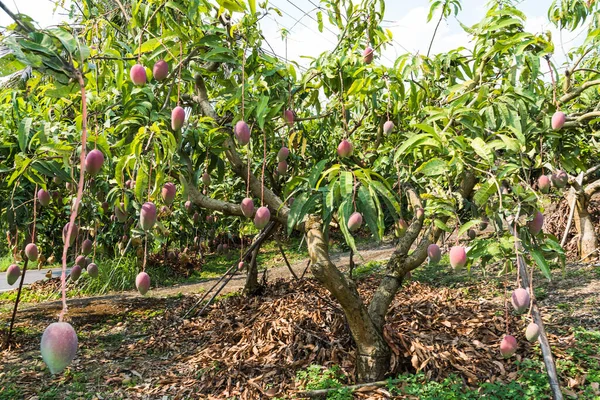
[0,278,576,399]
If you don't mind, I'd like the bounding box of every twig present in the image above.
[181,263,237,319]
[426,1,447,58]
[196,265,238,317]
[0,1,33,33]
[112,0,130,22]
[276,238,299,280]
[349,248,355,279]
[579,247,600,262]
[300,259,311,279]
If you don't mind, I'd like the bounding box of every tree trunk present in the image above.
[244,246,260,295]
[568,189,598,259]
[305,215,391,381]
[243,222,277,294]
[576,198,597,259]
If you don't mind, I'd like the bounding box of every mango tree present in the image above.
[3,0,599,396]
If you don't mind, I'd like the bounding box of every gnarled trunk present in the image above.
[575,196,597,259]
[566,186,598,260]
[305,216,391,381]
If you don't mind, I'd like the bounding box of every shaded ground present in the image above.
[1,256,599,399]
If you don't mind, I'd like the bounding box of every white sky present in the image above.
[0,0,588,70]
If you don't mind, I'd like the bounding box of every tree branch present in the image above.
[367,171,476,330]
[367,188,424,329]
[562,110,600,128]
[584,163,600,180]
[584,178,600,198]
[560,79,600,104]
[562,173,583,247]
[187,185,244,218]
[192,73,290,222]
[0,1,33,33]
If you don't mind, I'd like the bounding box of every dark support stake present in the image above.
[277,238,299,280]
[183,221,277,318]
[300,259,311,279]
[5,258,29,348]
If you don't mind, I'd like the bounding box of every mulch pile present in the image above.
[1,277,576,399]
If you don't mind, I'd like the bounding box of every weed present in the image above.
[295,365,352,400]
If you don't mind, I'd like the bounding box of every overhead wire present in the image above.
[304,0,409,61]
[269,0,338,47]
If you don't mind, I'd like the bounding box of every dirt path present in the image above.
[14,242,397,313]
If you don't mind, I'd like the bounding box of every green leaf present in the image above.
[394,133,438,162]
[308,159,328,188]
[347,79,364,96]
[216,0,246,13]
[339,171,353,197]
[316,11,323,32]
[287,192,308,234]
[134,166,148,203]
[530,249,552,280]
[317,164,341,188]
[338,199,357,253]
[457,220,481,237]
[247,0,256,14]
[497,134,520,152]
[255,95,270,130]
[357,185,380,242]
[416,158,446,176]
[434,218,452,232]
[18,117,33,152]
[48,28,78,55]
[32,160,71,182]
[285,193,320,235]
[473,179,498,207]
[471,137,493,163]
[0,54,26,77]
[8,155,32,186]
[370,180,401,216]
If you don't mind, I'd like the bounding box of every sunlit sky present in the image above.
[0,0,588,69]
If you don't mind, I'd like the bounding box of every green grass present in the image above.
[199,236,308,278]
[0,384,22,399]
[0,254,61,272]
[0,254,14,272]
[352,260,384,279]
[296,365,352,400]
